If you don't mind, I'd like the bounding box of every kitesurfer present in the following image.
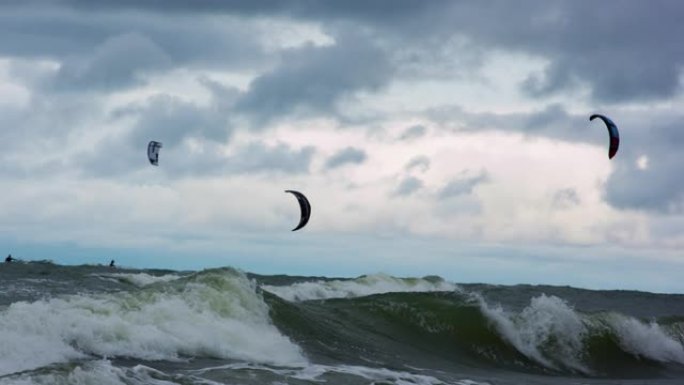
[109,259,115,268]
[5,254,14,263]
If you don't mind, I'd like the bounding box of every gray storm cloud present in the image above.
[325,147,367,169]
[122,95,231,147]
[399,125,427,141]
[438,172,489,200]
[0,3,270,72]
[393,176,423,197]
[234,32,392,124]
[603,116,684,213]
[405,156,430,173]
[552,188,581,209]
[5,1,684,102]
[226,142,315,175]
[50,33,172,92]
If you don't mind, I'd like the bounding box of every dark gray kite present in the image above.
[589,114,619,159]
[285,190,311,231]
[147,141,163,166]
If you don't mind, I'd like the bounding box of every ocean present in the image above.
[0,261,683,384]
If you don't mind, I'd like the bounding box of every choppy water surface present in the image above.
[1,261,683,384]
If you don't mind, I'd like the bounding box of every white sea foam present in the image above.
[262,273,459,302]
[292,364,488,385]
[0,269,305,376]
[0,360,182,385]
[98,272,180,287]
[193,362,490,385]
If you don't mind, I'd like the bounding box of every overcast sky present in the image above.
[1,0,684,292]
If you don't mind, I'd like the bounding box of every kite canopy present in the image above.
[147,141,163,166]
[285,190,311,231]
[589,114,619,159]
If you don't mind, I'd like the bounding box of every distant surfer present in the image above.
[109,259,115,268]
[5,254,14,263]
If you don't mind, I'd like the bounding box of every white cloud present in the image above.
[637,155,649,170]
[0,0,683,291]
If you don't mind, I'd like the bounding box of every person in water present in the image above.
[109,259,115,267]
[5,254,14,263]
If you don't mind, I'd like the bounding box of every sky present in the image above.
[1,1,684,292]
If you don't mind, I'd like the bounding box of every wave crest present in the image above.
[262,273,459,301]
[0,268,305,376]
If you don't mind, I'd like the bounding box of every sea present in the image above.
[0,261,683,385]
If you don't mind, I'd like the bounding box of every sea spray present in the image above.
[606,314,684,363]
[476,292,684,374]
[476,293,590,373]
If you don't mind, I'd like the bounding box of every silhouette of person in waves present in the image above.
[5,254,14,263]
[109,259,115,268]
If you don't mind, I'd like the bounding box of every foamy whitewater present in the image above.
[1,262,684,384]
[261,273,459,301]
[95,272,181,287]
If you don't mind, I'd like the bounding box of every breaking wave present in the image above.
[0,268,305,376]
[478,293,684,374]
[265,286,684,378]
[3,265,684,382]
